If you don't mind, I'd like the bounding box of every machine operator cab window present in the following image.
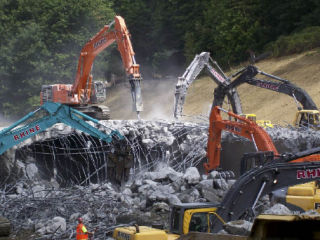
[188,212,225,233]
[92,81,107,103]
[189,213,208,232]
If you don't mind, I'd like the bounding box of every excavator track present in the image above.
[75,105,110,120]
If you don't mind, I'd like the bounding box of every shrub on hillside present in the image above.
[266,26,320,57]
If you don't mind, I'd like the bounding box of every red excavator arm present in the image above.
[41,16,143,119]
[73,16,141,103]
[205,106,320,173]
[204,106,279,173]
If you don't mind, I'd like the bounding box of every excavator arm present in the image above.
[72,16,143,115]
[212,148,320,232]
[213,65,318,113]
[174,52,242,119]
[0,102,123,155]
[204,106,278,173]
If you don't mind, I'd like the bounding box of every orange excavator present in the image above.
[205,106,320,213]
[40,16,143,120]
[204,106,320,173]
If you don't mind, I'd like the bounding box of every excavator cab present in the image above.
[169,203,223,235]
[91,81,107,104]
[240,114,257,122]
[294,110,320,129]
[239,114,274,128]
[113,203,224,240]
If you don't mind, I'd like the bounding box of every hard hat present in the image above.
[78,217,83,223]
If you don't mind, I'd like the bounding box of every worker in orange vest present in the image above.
[76,217,93,240]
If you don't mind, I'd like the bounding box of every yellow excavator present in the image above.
[113,150,320,240]
[240,114,274,128]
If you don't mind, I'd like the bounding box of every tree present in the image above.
[0,0,114,118]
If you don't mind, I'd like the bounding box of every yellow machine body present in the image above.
[240,114,274,128]
[286,181,320,212]
[293,109,320,129]
[113,204,224,240]
[113,226,179,240]
[256,120,274,128]
[248,214,320,239]
[182,207,221,234]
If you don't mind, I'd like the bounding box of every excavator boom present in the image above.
[41,16,143,119]
[73,16,142,113]
[174,52,242,119]
[175,54,319,127]
[0,102,123,155]
[226,65,318,110]
[212,149,320,232]
[205,106,278,173]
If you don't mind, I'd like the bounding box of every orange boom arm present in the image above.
[204,106,279,173]
[72,15,142,113]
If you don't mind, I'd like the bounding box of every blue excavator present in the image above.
[0,101,123,155]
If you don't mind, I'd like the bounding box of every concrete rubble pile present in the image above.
[1,120,320,238]
[1,163,318,239]
[114,165,236,227]
[0,163,236,239]
[0,179,121,239]
[3,120,320,182]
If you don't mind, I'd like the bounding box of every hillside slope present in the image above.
[107,48,320,124]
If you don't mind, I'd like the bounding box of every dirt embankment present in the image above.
[107,48,320,124]
[183,48,320,125]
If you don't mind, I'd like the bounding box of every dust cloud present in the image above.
[0,114,14,128]
[107,78,177,120]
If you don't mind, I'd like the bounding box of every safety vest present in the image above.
[76,223,88,240]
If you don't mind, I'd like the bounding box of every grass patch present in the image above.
[266,26,320,57]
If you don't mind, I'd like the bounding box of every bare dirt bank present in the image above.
[183,48,320,125]
[107,48,320,125]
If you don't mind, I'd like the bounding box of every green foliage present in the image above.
[112,0,205,77]
[183,0,320,67]
[0,0,114,118]
[1,0,320,119]
[191,0,264,66]
[266,26,320,57]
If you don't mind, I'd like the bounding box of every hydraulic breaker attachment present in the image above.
[174,52,211,119]
[0,102,123,155]
[174,52,242,119]
[129,77,143,117]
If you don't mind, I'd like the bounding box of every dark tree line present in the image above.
[112,0,320,74]
[0,0,320,118]
[0,0,114,117]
